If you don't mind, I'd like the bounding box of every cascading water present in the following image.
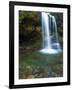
[40,12,61,54]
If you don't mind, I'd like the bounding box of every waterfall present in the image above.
[40,12,61,54]
[42,12,51,49]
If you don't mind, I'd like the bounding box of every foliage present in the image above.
[19,11,41,45]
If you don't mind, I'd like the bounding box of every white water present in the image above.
[40,12,61,54]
